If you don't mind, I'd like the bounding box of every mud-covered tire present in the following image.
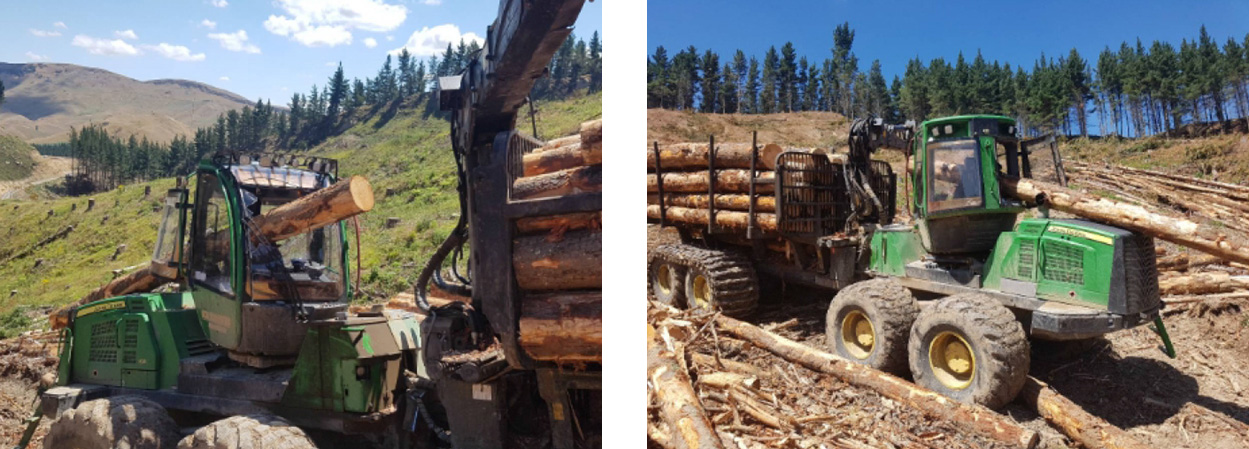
[647,244,685,306]
[825,278,919,375]
[177,414,317,449]
[43,396,180,449]
[908,294,1030,409]
[666,245,757,317]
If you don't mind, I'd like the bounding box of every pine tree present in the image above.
[327,63,348,127]
[700,50,721,113]
[745,57,760,114]
[721,62,738,114]
[778,42,797,111]
[648,46,672,108]
[397,49,416,98]
[672,46,700,110]
[589,31,602,92]
[761,46,778,113]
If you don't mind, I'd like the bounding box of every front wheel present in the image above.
[908,294,1030,409]
[43,396,180,449]
[825,278,919,375]
[177,414,317,449]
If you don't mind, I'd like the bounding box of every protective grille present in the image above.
[1123,234,1160,311]
[868,160,896,225]
[90,322,116,348]
[89,349,117,363]
[1042,242,1085,285]
[776,152,837,236]
[1018,222,1045,235]
[123,351,137,364]
[1016,240,1036,278]
[506,131,545,199]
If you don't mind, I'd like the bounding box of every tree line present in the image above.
[63,32,603,193]
[648,24,1249,137]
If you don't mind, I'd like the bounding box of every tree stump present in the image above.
[385,217,402,229]
[111,244,127,261]
[87,198,95,211]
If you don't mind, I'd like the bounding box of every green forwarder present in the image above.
[648,115,1172,409]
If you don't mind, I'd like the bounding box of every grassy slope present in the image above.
[0,136,36,181]
[0,92,601,329]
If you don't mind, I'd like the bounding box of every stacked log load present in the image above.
[646,141,793,234]
[514,120,603,365]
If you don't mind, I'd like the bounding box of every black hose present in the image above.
[413,216,468,313]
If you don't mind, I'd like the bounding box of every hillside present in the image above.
[0,136,35,181]
[648,108,849,147]
[0,92,602,328]
[0,63,253,144]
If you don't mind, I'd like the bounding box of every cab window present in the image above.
[928,139,983,212]
[190,173,234,296]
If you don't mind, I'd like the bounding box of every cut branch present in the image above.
[647,324,726,449]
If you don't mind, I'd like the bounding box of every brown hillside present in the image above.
[0,63,253,144]
[647,108,849,147]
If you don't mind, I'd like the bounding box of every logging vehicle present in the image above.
[648,115,1174,409]
[16,1,599,448]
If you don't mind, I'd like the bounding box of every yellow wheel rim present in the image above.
[840,310,875,360]
[656,264,673,296]
[929,331,975,390]
[691,274,711,309]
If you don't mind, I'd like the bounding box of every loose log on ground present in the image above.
[647,193,776,213]
[648,142,785,171]
[1018,377,1151,449]
[712,314,1039,449]
[647,170,775,194]
[1162,292,1249,306]
[523,142,601,176]
[513,165,602,200]
[515,211,601,234]
[513,229,601,290]
[1002,177,1249,267]
[1158,271,1249,295]
[647,205,777,233]
[647,324,726,449]
[518,291,601,363]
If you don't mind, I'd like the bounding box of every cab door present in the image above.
[188,170,243,350]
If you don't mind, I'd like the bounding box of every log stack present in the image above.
[647,140,821,233]
[50,176,376,330]
[515,120,603,364]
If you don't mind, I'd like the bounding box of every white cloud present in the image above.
[72,35,141,56]
[264,0,407,48]
[210,0,228,7]
[386,35,394,41]
[200,19,217,30]
[114,29,138,40]
[53,22,67,29]
[143,43,206,62]
[25,51,48,61]
[363,37,377,48]
[208,30,261,54]
[219,76,230,81]
[422,0,441,4]
[30,28,62,38]
[391,24,482,57]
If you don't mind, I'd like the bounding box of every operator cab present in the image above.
[161,153,351,367]
[913,116,1035,255]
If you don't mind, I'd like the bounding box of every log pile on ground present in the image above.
[514,121,603,365]
[0,331,60,383]
[1056,161,1249,311]
[647,304,1047,449]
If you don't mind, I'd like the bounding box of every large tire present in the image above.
[647,244,685,307]
[177,414,317,449]
[908,294,1030,409]
[825,278,919,375]
[43,396,180,449]
[670,245,758,317]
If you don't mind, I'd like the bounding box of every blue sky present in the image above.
[648,0,1249,81]
[1,0,602,106]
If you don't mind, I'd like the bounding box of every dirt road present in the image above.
[0,155,71,200]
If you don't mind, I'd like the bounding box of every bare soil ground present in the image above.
[0,155,72,200]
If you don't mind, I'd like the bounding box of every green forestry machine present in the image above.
[18,1,597,448]
[648,115,1172,409]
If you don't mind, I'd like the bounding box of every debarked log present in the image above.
[647,170,775,194]
[647,193,776,213]
[646,205,777,233]
[513,229,601,290]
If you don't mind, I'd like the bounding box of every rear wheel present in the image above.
[647,245,685,307]
[43,396,180,449]
[825,278,919,375]
[908,294,1030,409]
[670,245,757,317]
[176,414,317,449]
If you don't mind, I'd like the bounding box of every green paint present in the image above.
[362,334,374,355]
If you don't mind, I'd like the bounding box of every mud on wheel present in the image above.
[648,244,686,307]
[663,244,758,317]
[825,278,919,375]
[43,395,181,449]
[908,293,1030,410]
[177,414,318,449]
